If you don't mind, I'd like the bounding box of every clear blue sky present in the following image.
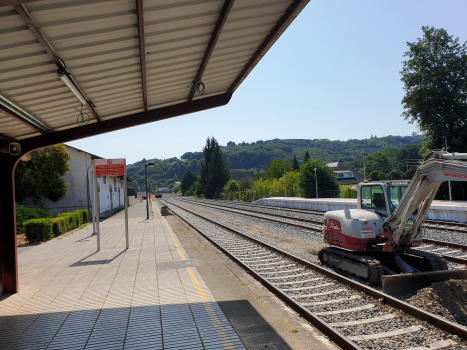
[68,0,467,164]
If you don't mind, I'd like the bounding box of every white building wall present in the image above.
[24,145,128,219]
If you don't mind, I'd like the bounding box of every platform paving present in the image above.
[0,202,246,350]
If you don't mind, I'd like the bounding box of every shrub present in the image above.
[51,217,68,237]
[77,209,89,223]
[57,213,76,230]
[16,204,50,234]
[23,218,53,242]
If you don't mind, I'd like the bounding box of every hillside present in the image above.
[126,135,425,187]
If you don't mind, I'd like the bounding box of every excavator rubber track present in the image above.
[405,249,449,271]
[319,247,384,285]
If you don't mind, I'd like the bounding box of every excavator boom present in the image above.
[383,150,467,249]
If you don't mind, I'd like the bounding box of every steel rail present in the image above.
[164,198,467,340]
[179,198,323,232]
[161,199,361,350]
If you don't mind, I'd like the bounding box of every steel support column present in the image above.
[0,154,20,294]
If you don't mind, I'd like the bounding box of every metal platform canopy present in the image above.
[0,0,309,293]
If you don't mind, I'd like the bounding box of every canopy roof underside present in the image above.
[0,0,308,142]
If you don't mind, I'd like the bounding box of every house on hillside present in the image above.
[326,162,366,184]
[23,145,133,218]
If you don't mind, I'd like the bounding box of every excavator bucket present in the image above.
[382,269,467,296]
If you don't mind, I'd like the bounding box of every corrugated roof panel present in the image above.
[0,111,41,139]
[198,0,294,95]
[0,0,307,141]
[24,0,144,118]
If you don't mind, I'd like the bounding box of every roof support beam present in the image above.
[0,96,51,135]
[229,0,309,92]
[135,0,148,111]
[0,133,15,142]
[188,0,235,102]
[14,4,101,122]
[0,0,42,6]
[21,92,232,154]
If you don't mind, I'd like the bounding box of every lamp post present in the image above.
[145,162,155,219]
[440,136,452,201]
[282,167,286,197]
[314,162,318,199]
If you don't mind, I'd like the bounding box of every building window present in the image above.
[103,177,106,184]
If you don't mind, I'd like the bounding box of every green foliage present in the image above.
[57,211,81,229]
[199,137,230,198]
[181,170,197,195]
[252,172,301,198]
[402,168,416,180]
[226,179,239,192]
[24,218,53,242]
[239,177,253,190]
[16,204,50,234]
[350,144,423,174]
[265,160,292,179]
[339,185,358,198]
[15,145,72,203]
[369,170,386,181]
[52,217,68,237]
[303,150,310,164]
[76,209,89,223]
[126,136,425,185]
[387,169,403,180]
[131,180,139,192]
[401,26,467,153]
[292,155,299,171]
[299,159,339,198]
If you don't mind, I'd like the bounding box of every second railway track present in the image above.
[176,197,467,266]
[161,198,466,350]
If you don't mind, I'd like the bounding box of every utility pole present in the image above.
[363,156,366,180]
[440,136,452,201]
[282,167,286,197]
[314,162,318,199]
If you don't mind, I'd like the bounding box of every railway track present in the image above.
[194,198,467,235]
[177,197,467,266]
[162,198,466,350]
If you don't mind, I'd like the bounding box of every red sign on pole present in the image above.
[93,159,126,176]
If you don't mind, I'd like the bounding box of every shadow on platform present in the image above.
[0,300,293,350]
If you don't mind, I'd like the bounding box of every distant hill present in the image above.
[127,135,425,187]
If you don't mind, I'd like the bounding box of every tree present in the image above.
[15,145,71,203]
[131,180,139,192]
[369,170,386,181]
[292,154,299,171]
[265,160,292,179]
[400,26,467,152]
[402,168,417,180]
[181,170,197,195]
[199,137,230,198]
[226,179,239,192]
[299,159,339,198]
[173,175,179,182]
[239,176,253,190]
[387,169,403,180]
[303,150,310,163]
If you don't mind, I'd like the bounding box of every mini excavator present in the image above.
[319,150,467,284]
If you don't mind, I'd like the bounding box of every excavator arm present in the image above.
[383,150,467,247]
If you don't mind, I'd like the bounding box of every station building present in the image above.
[22,145,130,218]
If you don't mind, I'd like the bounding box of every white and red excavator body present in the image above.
[319,150,467,284]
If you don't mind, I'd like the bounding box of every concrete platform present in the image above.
[0,201,333,350]
[257,197,467,223]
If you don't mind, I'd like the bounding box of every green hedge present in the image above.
[16,204,50,234]
[76,209,89,224]
[52,217,68,237]
[23,209,90,243]
[23,218,53,243]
